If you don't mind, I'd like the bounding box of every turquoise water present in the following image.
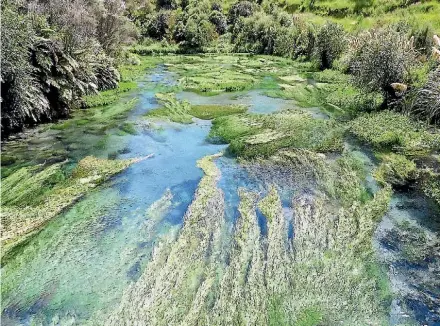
[1,65,439,325]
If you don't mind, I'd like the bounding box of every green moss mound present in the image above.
[190,104,247,119]
[210,111,344,158]
[373,153,418,188]
[350,111,440,156]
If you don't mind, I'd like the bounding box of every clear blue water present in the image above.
[2,65,439,326]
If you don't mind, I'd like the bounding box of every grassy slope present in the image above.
[220,0,440,32]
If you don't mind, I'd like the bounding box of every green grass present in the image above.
[287,1,440,33]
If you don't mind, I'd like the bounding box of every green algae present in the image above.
[118,122,138,135]
[1,155,150,257]
[162,55,313,95]
[190,104,247,120]
[146,93,248,123]
[104,149,393,325]
[210,111,345,158]
[350,111,440,156]
[373,153,418,188]
[107,153,226,325]
[1,154,17,166]
[146,93,194,124]
[2,184,179,325]
[82,81,137,108]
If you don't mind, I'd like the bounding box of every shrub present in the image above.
[233,12,280,54]
[209,11,228,35]
[184,17,216,49]
[228,1,255,25]
[292,18,316,59]
[348,27,417,99]
[314,22,347,69]
[409,66,440,124]
[144,10,173,40]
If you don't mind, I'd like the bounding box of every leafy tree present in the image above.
[209,11,228,35]
[314,21,347,69]
[228,1,255,25]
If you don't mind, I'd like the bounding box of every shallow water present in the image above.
[348,140,440,325]
[2,64,439,325]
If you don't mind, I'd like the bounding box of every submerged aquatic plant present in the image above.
[373,153,418,188]
[147,93,248,122]
[1,155,152,256]
[105,151,392,325]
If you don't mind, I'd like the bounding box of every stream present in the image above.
[1,64,439,325]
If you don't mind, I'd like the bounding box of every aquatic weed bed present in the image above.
[1,54,439,325]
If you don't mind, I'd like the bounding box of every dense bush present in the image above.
[292,18,316,59]
[314,22,347,69]
[410,66,440,124]
[233,12,280,54]
[209,11,228,35]
[348,27,417,99]
[1,0,136,137]
[184,17,216,48]
[1,3,35,135]
[144,10,174,40]
[228,1,255,25]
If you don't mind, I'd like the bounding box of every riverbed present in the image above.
[1,58,439,325]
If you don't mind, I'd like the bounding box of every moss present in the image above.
[145,93,193,124]
[350,111,440,156]
[209,111,344,159]
[373,153,418,188]
[190,104,247,120]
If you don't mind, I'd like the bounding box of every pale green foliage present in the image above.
[350,111,440,155]
[210,111,345,158]
[348,27,417,96]
[1,156,145,252]
[106,152,392,325]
